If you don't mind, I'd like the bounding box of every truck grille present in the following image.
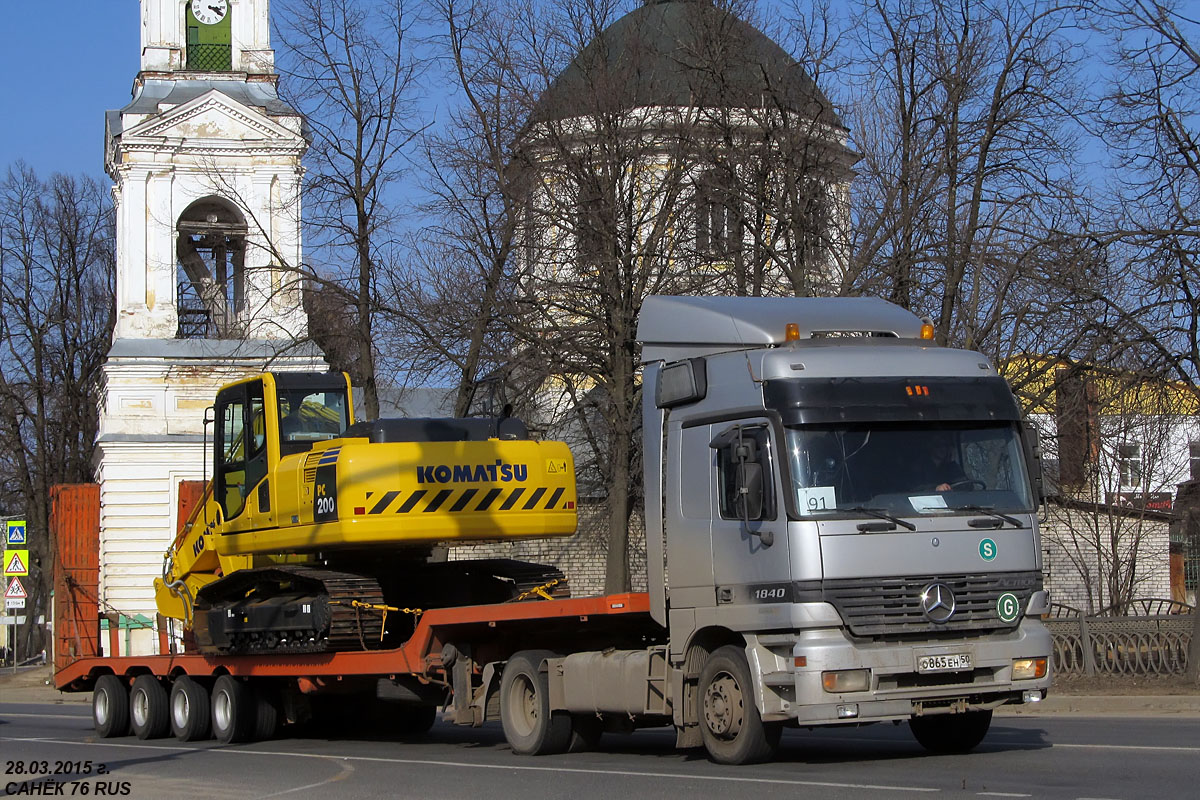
[821,571,1041,639]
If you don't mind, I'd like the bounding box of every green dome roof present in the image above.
[531,0,842,127]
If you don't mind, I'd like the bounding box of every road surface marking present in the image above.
[1052,743,1200,753]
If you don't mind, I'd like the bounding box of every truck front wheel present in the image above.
[130,675,170,739]
[698,645,781,765]
[500,650,572,755]
[93,675,129,738]
[909,709,993,754]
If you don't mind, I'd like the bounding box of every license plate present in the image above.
[918,653,973,673]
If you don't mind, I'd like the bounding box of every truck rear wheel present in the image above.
[130,675,170,739]
[909,709,992,754]
[211,675,255,744]
[170,676,211,741]
[93,675,129,738]
[500,650,572,755]
[698,645,781,765]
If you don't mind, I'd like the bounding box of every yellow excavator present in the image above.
[154,371,577,654]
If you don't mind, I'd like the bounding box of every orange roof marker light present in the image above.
[920,321,935,340]
[785,322,801,342]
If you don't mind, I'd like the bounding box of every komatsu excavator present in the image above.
[154,371,578,655]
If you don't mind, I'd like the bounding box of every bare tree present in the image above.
[1086,0,1199,390]
[275,0,426,419]
[391,0,539,418]
[844,0,1091,359]
[0,164,114,658]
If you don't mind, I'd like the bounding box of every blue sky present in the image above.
[0,2,141,181]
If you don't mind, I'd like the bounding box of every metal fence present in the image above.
[1046,599,1194,677]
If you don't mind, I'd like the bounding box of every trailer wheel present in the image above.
[909,709,993,754]
[93,675,130,738]
[698,645,781,765]
[252,682,281,741]
[129,675,170,739]
[500,650,572,755]
[170,676,211,741]
[211,675,254,744]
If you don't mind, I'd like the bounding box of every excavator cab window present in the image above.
[215,380,269,521]
[278,387,349,456]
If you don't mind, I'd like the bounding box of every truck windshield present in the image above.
[785,423,1033,519]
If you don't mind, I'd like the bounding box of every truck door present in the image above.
[708,420,793,618]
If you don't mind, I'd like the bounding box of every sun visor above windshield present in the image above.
[764,376,1022,423]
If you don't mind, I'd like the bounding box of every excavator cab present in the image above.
[212,372,352,523]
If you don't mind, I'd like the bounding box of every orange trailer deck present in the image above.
[55,592,653,690]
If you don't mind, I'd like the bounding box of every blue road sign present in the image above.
[5,521,26,546]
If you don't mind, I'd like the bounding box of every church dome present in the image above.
[530,0,842,128]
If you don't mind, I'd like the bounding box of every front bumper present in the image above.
[751,618,1053,724]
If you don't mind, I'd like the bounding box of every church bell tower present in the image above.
[96,0,325,652]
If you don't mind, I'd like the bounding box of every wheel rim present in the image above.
[131,688,149,727]
[95,690,110,725]
[507,673,539,738]
[172,690,190,729]
[703,672,744,740]
[214,688,232,731]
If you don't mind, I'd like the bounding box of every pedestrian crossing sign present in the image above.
[3,549,28,577]
[5,521,25,546]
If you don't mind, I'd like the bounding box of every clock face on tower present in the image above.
[191,0,229,26]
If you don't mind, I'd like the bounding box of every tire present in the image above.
[93,675,130,738]
[393,705,437,737]
[211,675,255,744]
[252,682,281,741]
[909,709,993,754]
[129,675,171,740]
[170,676,212,741]
[698,645,782,765]
[499,650,572,755]
[568,714,604,752]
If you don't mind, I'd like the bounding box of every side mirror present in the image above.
[737,461,764,520]
[1020,421,1045,503]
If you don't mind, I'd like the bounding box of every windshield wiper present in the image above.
[847,506,917,531]
[958,505,1025,529]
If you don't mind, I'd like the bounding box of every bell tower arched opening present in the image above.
[176,197,248,339]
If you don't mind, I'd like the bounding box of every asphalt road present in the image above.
[1,701,1197,800]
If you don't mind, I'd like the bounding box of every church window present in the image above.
[176,198,248,339]
[185,0,233,71]
[576,177,615,270]
[695,173,741,258]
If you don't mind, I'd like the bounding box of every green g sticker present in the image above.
[997,592,1020,623]
[979,538,997,561]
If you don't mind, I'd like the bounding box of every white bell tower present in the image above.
[95,0,325,653]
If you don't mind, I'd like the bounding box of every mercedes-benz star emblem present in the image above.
[920,583,956,623]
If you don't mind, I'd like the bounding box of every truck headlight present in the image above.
[821,669,870,693]
[1011,657,1048,680]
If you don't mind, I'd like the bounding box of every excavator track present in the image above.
[193,566,386,655]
